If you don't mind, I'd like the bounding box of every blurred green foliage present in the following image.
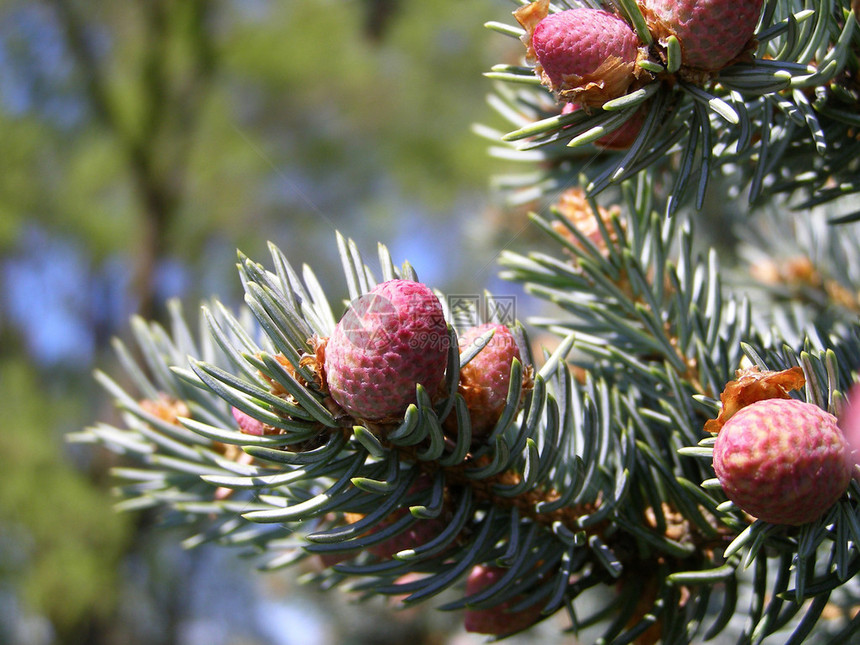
[0,359,130,639]
[0,0,512,262]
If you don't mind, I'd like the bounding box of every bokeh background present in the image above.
[0,1,571,643]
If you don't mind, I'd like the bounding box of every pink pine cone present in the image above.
[367,475,448,559]
[463,565,544,635]
[358,475,449,559]
[638,0,763,70]
[562,102,646,150]
[839,383,860,466]
[368,513,447,559]
[232,406,265,435]
[516,1,640,107]
[457,323,522,437]
[324,279,449,420]
[713,398,852,526]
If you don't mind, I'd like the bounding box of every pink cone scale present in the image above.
[368,474,449,559]
[324,279,449,420]
[232,406,265,436]
[839,383,860,466]
[463,565,544,635]
[457,323,521,437]
[516,0,641,107]
[562,102,646,150]
[367,510,448,560]
[712,398,852,526]
[638,0,764,70]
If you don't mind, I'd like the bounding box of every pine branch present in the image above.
[70,1,860,642]
[480,0,859,214]
[73,213,860,641]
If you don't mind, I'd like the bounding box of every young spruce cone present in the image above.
[463,564,544,635]
[712,398,852,525]
[323,279,449,421]
[515,0,642,108]
[232,406,265,436]
[455,323,524,440]
[638,0,763,71]
[561,102,646,150]
[839,382,860,465]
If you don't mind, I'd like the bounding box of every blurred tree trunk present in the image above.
[47,0,215,322]
[361,0,401,41]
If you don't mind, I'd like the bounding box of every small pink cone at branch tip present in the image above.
[638,0,764,71]
[516,0,644,107]
[324,279,449,421]
[346,475,449,560]
[838,382,860,468]
[366,512,448,560]
[456,323,523,439]
[232,406,265,435]
[561,102,646,150]
[463,564,545,635]
[712,398,852,526]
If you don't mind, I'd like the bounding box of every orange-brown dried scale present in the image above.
[142,394,230,459]
[704,365,805,434]
[644,503,691,544]
[303,335,329,390]
[139,394,190,426]
[267,349,317,394]
[551,187,624,258]
[825,280,860,311]
[749,256,822,288]
[265,344,345,420]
